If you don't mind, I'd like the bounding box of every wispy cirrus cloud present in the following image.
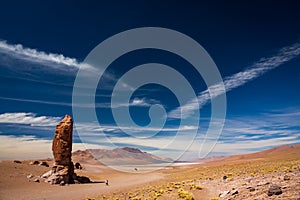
[169,42,300,119]
[182,108,300,159]
[0,96,159,108]
[0,112,196,133]
[112,97,160,108]
[0,112,61,127]
[0,108,299,160]
[0,40,131,94]
[0,40,93,71]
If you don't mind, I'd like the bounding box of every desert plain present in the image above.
[0,144,299,200]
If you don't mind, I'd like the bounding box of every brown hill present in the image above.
[203,144,300,166]
[72,147,173,165]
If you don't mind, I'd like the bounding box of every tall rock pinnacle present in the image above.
[52,114,73,166]
[43,115,75,184]
[42,114,90,185]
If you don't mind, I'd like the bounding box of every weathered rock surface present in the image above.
[33,178,40,183]
[30,161,39,165]
[267,185,282,196]
[44,115,75,184]
[42,115,91,185]
[74,162,82,170]
[27,174,34,179]
[39,161,49,167]
[232,190,238,195]
[44,164,75,184]
[284,175,290,181]
[52,115,73,166]
[219,190,230,198]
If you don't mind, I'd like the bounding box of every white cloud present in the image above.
[1,108,299,160]
[130,98,151,107]
[0,112,61,127]
[0,96,160,109]
[75,108,300,159]
[189,109,300,158]
[0,40,94,71]
[75,121,197,135]
[0,112,196,135]
[110,97,159,108]
[169,42,300,119]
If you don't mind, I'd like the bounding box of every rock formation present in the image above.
[52,115,73,166]
[42,115,84,184]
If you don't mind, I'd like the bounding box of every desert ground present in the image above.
[0,144,299,200]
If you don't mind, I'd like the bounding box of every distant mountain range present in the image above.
[72,147,173,165]
[72,144,300,166]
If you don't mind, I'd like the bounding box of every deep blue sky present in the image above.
[0,1,300,160]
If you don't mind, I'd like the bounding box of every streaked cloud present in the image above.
[112,97,160,108]
[169,42,300,119]
[0,112,197,134]
[0,112,61,127]
[130,98,152,107]
[1,108,299,160]
[0,96,160,109]
[0,40,93,71]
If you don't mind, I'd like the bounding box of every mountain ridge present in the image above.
[72,147,173,165]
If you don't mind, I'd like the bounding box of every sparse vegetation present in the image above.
[90,157,300,200]
[178,188,195,200]
[3,145,299,200]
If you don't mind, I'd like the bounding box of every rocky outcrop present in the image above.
[44,115,75,184]
[52,115,73,166]
[44,164,76,184]
[42,115,90,185]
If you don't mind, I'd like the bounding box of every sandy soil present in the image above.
[0,160,165,200]
[1,145,299,200]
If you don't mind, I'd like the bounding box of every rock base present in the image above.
[42,163,90,185]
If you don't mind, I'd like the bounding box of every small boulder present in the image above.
[257,181,270,186]
[267,185,282,196]
[249,187,255,192]
[41,170,53,179]
[283,175,290,181]
[27,174,34,179]
[60,181,65,186]
[33,178,40,183]
[219,190,230,198]
[30,161,40,165]
[223,175,227,180]
[232,190,238,195]
[39,161,49,167]
[74,162,82,170]
[13,160,22,164]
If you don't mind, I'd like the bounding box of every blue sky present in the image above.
[0,1,300,160]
